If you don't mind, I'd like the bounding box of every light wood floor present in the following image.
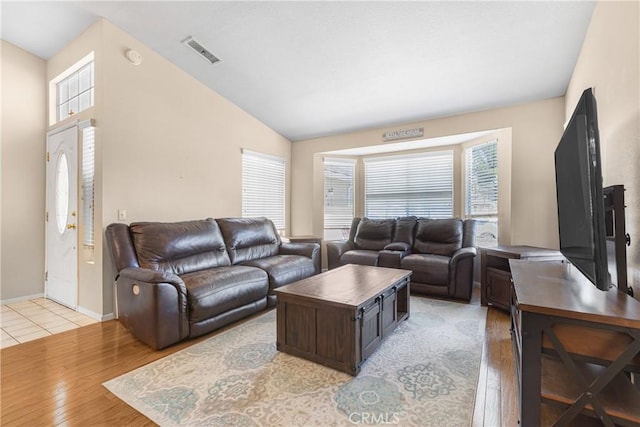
[0,302,517,426]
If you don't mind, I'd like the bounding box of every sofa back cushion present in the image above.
[392,216,417,245]
[130,219,231,275]
[354,218,395,251]
[106,223,140,273]
[348,217,362,242]
[413,218,463,256]
[217,217,280,264]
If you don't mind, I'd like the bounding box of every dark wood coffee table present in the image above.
[274,264,411,376]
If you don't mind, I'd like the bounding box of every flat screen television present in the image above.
[554,88,611,291]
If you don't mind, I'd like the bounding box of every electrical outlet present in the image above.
[118,209,127,221]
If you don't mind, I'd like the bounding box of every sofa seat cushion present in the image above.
[182,266,268,322]
[242,255,315,291]
[401,254,450,286]
[340,250,380,266]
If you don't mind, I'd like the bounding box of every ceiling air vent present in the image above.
[183,36,220,65]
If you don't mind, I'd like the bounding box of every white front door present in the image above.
[45,126,78,309]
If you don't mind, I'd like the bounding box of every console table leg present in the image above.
[520,312,543,426]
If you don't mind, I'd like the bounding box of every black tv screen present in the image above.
[554,88,610,291]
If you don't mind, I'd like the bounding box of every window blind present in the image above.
[242,149,285,229]
[364,151,453,219]
[324,158,355,229]
[465,140,498,217]
[80,124,95,247]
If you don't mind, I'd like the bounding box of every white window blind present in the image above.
[80,122,95,247]
[465,140,498,216]
[364,151,453,219]
[465,140,498,247]
[324,158,355,233]
[242,149,285,229]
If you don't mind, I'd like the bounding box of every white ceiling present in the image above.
[1,1,595,142]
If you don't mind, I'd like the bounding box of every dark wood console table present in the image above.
[510,260,640,426]
[480,245,563,310]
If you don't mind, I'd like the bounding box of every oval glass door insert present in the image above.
[55,151,70,234]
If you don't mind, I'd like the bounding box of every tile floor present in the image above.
[1,298,99,349]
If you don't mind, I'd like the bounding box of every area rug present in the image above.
[104,296,487,426]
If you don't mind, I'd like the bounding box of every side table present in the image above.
[479,245,563,310]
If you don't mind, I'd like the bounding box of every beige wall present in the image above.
[98,21,291,315]
[1,41,47,302]
[566,0,640,295]
[291,97,565,249]
[14,19,291,316]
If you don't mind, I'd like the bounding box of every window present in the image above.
[50,52,94,124]
[80,122,95,247]
[364,151,453,219]
[465,140,498,246]
[324,158,355,240]
[242,149,286,230]
[54,151,70,235]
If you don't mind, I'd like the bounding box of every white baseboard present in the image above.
[0,293,45,305]
[77,306,114,322]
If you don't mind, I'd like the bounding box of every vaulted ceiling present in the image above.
[1,1,595,141]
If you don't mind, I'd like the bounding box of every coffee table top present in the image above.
[274,264,411,309]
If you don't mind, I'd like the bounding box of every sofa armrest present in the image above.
[326,240,356,270]
[280,242,321,274]
[279,242,318,258]
[383,241,411,254]
[378,250,405,269]
[115,267,189,349]
[118,268,186,291]
[448,247,477,301]
[450,247,477,265]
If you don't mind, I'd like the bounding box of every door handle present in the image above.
[66,223,77,230]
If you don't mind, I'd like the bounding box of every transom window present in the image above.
[50,52,94,124]
[364,151,454,219]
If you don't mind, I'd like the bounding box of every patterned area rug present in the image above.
[104,296,487,426]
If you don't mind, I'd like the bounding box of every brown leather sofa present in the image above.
[106,217,320,349]
[327,217,476,301]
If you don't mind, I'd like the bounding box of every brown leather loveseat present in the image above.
[106,217,320,349]
[327,217,476,301]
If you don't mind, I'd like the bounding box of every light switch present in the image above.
[118,209,127,221]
